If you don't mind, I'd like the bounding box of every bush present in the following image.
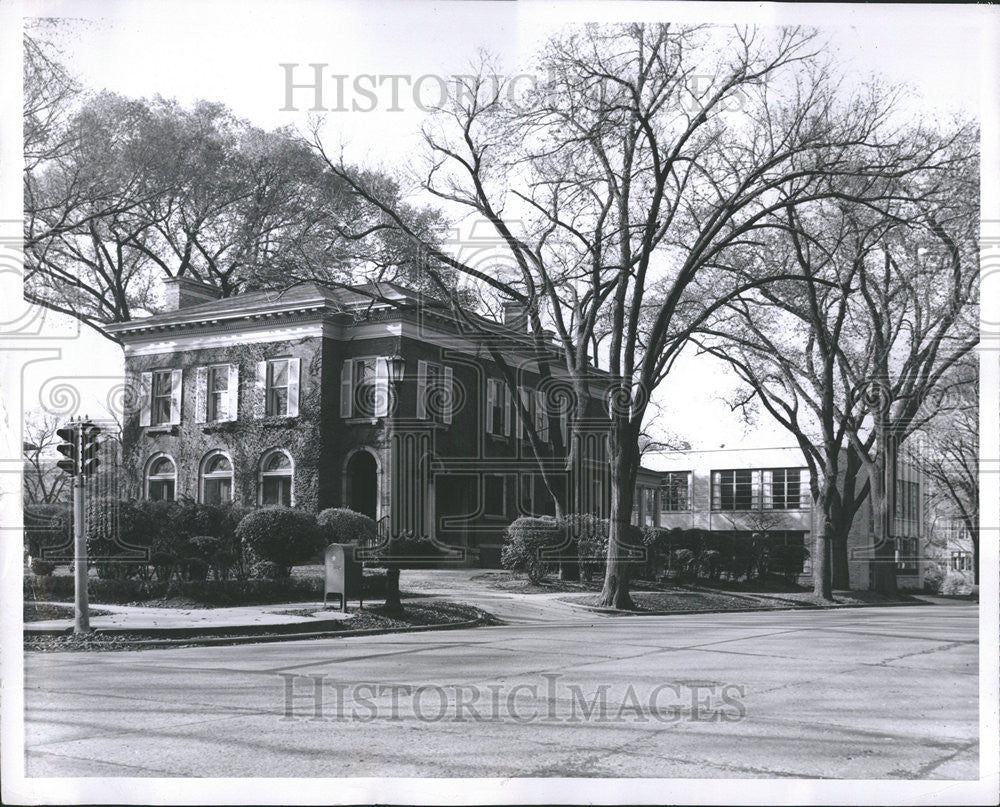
[769,544,807,582]
[565,515,608,582]
[501,517,561,583]
[317,508,376,546]
[672,548,697,578]
[29,558,56,576]
[24,503,72,561]
[922,565,945,594]
[236,508,323,578]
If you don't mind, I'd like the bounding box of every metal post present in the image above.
[73,423,89,634]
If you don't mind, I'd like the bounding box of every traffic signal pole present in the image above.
[73,423,89,634]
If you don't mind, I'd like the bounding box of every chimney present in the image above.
[163,276,221,311]
[502,301,528,333]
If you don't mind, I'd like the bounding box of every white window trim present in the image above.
[144,453,177,501]
[258,448,294,507]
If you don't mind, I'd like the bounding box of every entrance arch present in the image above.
[345,449,378,520]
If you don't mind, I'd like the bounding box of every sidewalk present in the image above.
[25,601,354,635]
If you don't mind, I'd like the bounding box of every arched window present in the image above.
[145,454,176,501]
[259,449,293,507]
[200,451,233,505]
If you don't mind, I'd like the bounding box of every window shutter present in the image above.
[139,372,152,427]
[711,471,721,510]
[761,469,773,509]
[168,369,183,425]
[516,386,527,439]
[374,357,389,417]
[799,468,811,509]
[226,364,239,421]
[486,379,495,434]
[560,408,568,447]
[416,360,428,419]
[254,361,267,419]
[195,367,208,423]
[504,384,512,436]
[287,357,301,417]
[443,366,454,424]
[339,360,353,418]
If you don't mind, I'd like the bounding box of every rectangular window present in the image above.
[151,370,173,425]
[262,476,292,507]
[484,475,506,517]
[714,469,754,511]
[766,468,803,510]
[265,359,290,417]
[660,471,690,512]
[202,477,232,506]
[519,474,534,516]
[148,479,174,502]
[353,358,378,418]
[206,365,229,421]
[487,378,507,436]
[643,487,656,526]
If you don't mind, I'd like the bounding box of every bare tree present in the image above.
[310,24,948,607]
[698,130,978,596]
[22,412,70,504]
[911,370,978,584]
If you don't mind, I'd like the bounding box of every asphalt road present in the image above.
[22,604,978,779]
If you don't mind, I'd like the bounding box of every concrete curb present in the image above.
[572,598,930,617]
[24,617,489,648]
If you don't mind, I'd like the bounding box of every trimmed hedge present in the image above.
[317,508,376,546]
[236,507,323,578]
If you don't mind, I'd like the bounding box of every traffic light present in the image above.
[80,422,102,476]
[56,423,79,476]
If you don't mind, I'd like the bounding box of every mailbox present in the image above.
[324,543,363,611]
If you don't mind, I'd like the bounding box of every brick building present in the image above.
[632,446,925,590]
[106,278,612,565]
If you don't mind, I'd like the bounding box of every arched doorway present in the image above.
[346,450,378,520]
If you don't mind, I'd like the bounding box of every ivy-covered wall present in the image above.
[123,337,325,511]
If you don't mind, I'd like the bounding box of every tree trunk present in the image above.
[813,519,833,600]
[831,534,851,590]
[599,430,638,610]
[384,566,403,612]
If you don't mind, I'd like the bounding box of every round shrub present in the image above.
[501,517,561,583]
[236,507,322,578]
[317,508,376,546]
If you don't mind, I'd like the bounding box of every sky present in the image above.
[9,0,996,455]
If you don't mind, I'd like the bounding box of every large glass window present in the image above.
[765,468,803,510]
[151,370,173,425]
[660,471,690,512]
[714,469,754,510]
[259,449,293,507]
[200,452,233,505]
[265,359,290,417]
[146,455,176,501]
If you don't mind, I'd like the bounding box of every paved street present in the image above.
[23,605,978,779]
